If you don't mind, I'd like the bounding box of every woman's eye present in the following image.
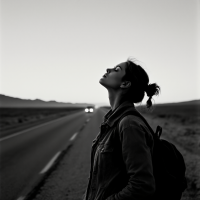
[114,66,120,71]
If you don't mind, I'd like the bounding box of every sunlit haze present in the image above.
[1,0,199,106]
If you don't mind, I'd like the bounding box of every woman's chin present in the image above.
[99,78,106,86]
[99,77,104,83]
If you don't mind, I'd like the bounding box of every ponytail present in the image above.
[145,83,160,108]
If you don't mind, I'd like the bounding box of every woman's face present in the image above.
[99,62,127,89]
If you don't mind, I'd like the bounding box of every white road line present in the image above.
[39,151,61,174]
[0,116,70,142]
[16,196,25,200]
[69,132,78,141]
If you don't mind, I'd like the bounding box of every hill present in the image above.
[0,94,94,108]
[156,99,200,106]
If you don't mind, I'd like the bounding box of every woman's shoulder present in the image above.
[118,114,149,134]
[118,114,154,147]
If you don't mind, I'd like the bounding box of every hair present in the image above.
[122,58,160,108]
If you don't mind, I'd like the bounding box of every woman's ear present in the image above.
[120,81,131,88]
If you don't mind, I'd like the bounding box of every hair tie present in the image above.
[145,84,151,97]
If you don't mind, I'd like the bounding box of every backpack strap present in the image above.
[117,110,162,139]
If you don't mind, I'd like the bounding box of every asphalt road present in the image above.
[0,110,95,200]
[31,107,108,200]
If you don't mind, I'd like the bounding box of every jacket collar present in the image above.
[103,101,139,127]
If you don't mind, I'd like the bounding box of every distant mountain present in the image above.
[100,99,200,110]
[0,94,94,108]
[156,99,200,106]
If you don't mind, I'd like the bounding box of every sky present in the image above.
[0,0,199,106]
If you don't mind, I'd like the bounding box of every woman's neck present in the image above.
[108,90,128,111]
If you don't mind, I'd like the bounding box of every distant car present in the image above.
[85,106,94,113]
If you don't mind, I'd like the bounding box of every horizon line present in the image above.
[0,93,199,106]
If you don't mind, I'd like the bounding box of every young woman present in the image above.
[83,59,160,200]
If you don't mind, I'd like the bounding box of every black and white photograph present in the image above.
[0,0,199,200]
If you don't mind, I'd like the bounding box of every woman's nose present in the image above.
[106,68,110,73]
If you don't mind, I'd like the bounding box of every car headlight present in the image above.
[85,108,89,112]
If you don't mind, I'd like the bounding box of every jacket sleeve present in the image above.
[107,120,155,200]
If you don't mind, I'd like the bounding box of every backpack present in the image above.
[117,110,187,200]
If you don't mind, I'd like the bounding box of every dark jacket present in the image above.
[84,101,155,200]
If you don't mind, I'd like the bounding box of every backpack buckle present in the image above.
[155,126,162,138]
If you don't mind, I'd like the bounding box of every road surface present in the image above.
[0,109,106,200]
[31,107,108,200]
